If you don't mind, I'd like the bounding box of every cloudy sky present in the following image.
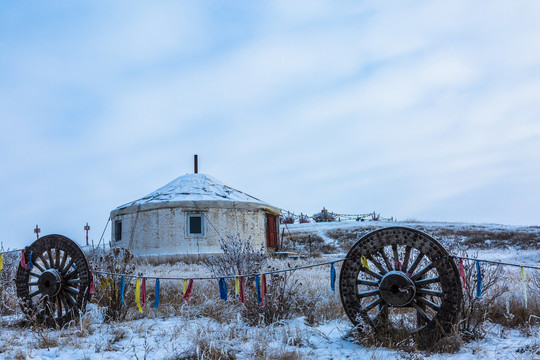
[2,1,540,249]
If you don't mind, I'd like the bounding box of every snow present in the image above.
[115,173,271,210]
[1,220,539,359]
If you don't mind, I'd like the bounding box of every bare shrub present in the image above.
[206,234,267,277]
[0,251,19,315]
[458,253,508,340]
[242,270,304,326]
[92,248,135,322]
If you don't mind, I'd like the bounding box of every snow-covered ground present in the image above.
[0,220,538,359]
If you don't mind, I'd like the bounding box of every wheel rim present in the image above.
[16,234,92,326]
[339,227,462,345]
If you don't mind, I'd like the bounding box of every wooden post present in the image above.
[194,154,198,174]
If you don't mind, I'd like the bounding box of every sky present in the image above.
[1,1,540,249]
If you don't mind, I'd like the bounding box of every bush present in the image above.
[91,248,135,322]
[206,234,267,277]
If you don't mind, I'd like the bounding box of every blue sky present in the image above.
[2,1,540,249]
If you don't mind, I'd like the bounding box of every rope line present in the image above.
[87,255,540,281]
[91,258,348,281]
[450,255,540,270]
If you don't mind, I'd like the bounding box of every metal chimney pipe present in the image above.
[194,154,198,174]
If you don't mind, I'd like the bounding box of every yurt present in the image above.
[110,164,282,261]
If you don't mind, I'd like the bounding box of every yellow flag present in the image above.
[0,253,3,273]
[183,279,188,295]
[135,277,143,313]
[234,276,240,295]
[521,267,528,308]
[361,256,371,270]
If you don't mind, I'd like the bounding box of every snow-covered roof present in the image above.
[113,173,278,213]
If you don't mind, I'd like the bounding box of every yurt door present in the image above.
[266,213,278,249]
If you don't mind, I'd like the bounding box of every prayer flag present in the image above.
[135,277,143,313]
[475,260,482,298]
[183,279,193,303]
[154,279,160,309]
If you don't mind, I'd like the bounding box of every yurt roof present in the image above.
[112,173,281,215]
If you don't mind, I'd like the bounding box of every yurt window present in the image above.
[187,214,204,236]
[114,220,122,241]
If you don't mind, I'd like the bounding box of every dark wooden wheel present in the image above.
[339,227,462,347]
[16,234,92,327]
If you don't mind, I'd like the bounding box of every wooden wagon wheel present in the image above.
[16,234,92,327]
[339,227,462,347]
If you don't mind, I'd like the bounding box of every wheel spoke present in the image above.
[29,289,41,298]
[407,253,424,274]
[61,259,74,275]
[357,279,379,287]
[416,288,443,297]
[360,266,383,280]
[402,246,412,273]
[392,244,400,270]
[416,296,441,311]
[358,289,380,298]
[64,292,77,306]
[47,249,54,268]
[64,269,78,280]
[361,297,384,312]
[55,249,61,270]
[38,254,50,270]
[411,262,434,281]
[366,254,387,275]
[59,251,68,272]
[67,278,81,285]
[32,260,46,273]
[30,272,41,278]
[412,300,433,323]
[378,249,393,271]
[414,276,440,286]
[64,286,80,295]
[28,281,38,286]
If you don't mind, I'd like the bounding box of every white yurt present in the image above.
[110,165,282,261]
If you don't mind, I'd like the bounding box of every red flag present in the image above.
[260,274,267,308]
[89,278,95,294]
[239,276,245,304]
[183,279,194,302]
[459,258,468,291]
[20,250,28,270]
[141,278,147,307]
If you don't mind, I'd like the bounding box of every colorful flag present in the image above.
[360,256,370,270]
[239,276,245,304]
[183,279,193,303]
[219,278,227,301]
[141,278,146,307]
[135,277,143,313]
[459,258,468,291]
[330,263,336,292]
[120,276,125,306]
[154,279,160,309]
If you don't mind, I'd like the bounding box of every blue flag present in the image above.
[219,278,227,301]
[255,275,262,305]
[120,275,125,306]
[154,278,160,309]
[475,260,482,298]
[330,262,336,293]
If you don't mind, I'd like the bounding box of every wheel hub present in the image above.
[379,270,416,306]
[38,269,62,297]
